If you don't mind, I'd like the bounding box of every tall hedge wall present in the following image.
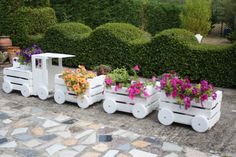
[50,0,181,34]
[42,22,236,87]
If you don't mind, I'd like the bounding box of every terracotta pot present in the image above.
[7,46,20,64]
[0,36,12,51]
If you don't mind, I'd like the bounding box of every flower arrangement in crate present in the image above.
[105,65,157,99]
[62,65,96,96]
[54,65,105,109]
[157,72,223,132]
[159,72,217,109]
[16,44,42,65]
[103,65,160,119]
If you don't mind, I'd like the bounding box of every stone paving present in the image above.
[0,97,224,157]
[0,67,236,157]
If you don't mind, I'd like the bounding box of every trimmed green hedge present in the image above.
[42,23,236,87]
[51,0,182,34]
[43,22,92,54]
[11,7,57,46]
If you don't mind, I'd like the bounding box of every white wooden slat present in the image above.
[159,102,211,119]
[116,102,133,113]
[105,92,134,104]
[4,68,32,79]
[209,111,221,129]
[88,75,105,88]
[173,113,192,125]
[88,85,104,97]
[4,76,32,86]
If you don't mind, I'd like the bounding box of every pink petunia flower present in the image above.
[105,78,113,86]
[133,65,140,71]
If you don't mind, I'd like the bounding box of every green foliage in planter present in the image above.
[11,7,57,47]
[50,0,181,34]
[107,68,131,86]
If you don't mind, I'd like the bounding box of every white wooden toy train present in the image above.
[1,52,223,132]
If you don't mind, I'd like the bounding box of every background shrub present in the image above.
[0,0,24,35]
[11,7,57,46]
[180,0,212,35]
[50,0,181,34]
[23,0,50,7]
[43,22,92,54]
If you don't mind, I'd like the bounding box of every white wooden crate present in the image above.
[157,90,223,132]
[54,74,106,108]
[2,67,34,97]
[103,85,160,119]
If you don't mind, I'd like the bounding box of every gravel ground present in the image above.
[0,67,235,155]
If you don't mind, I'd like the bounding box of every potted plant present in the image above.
[54,65,106,109]
[103,65,160,119]
[157,72,223,132]
[16,44,42,70]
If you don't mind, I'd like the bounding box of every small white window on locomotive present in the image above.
[36,59,42,69]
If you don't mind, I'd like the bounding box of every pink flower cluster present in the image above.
[127,82,149,99]
[160,73,217,109]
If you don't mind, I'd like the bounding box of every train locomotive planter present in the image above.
[103,84,160,119]
[2,53,75,100]
[157,90,223,132]
[54,74,105,108]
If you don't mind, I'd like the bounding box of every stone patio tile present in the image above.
[92,143,109,152]
[129,149,157,157]
[43,120,60,128]
[80,152,101,157]
[117,144,132,152]
[164,152,179,157]
[46,144,66,156]
[0,137,8,144]
[14,134,33,141]
[185,147,207,157]
[132,140,151,148]
[15,148,39,157]
[58,149,79,157]
[47,125,67,133]
[39,134,57,141]
[23,139,42,148]
[11,128,28,135]
[56,131,72,138]
[0,154,16,157]
[162,142,183,152]
[81,133,97,145]
[31,127,45,136]
[103,150,119,157]
[72,145,87,153]
[63,138,78,146]
[3,119,12,124]
[75,129,94,139]
[55,115,71,122]
[0,141,17,148]
[0,112,9,120]
[0,128,8,137]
